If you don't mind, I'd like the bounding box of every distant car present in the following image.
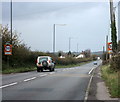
[93,61,97,65]
[36,56,55,72]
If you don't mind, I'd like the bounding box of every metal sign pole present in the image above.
[7,56,9,68]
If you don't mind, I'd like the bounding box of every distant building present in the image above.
[118,1,120,41]
[76,53,85,59]
[59,56,65,59]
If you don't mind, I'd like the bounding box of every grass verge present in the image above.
[2,61,91,74]
[101,64,120,98]
[2,67,36,74]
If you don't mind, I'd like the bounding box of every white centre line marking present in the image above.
[40,74,47,77]
[0,82,18,89]
[50,72,55,74]
[24,77,36,82]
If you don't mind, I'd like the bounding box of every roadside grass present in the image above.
[101,64,120,98]
[2,61,91,74]
[2,67,36,74]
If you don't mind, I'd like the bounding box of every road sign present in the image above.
[108,42,112,51]
[4,44,12,55]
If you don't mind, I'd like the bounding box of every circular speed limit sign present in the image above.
[108,42,112,51]
[4,44,12,55]
[5,46,11,51]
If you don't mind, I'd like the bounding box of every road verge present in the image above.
[87,64,119,101]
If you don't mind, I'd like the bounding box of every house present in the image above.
[59,56,65,59]
[76,53,85,59]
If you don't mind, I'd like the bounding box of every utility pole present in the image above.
[106,35,108,60]
[102,46,105,60]
[103,46,105,54]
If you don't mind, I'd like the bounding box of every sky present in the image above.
[1,1,119,52]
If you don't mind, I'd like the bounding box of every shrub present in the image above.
[110,54,120,71]
[53,57,92,65]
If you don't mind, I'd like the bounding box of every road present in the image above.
[2,60,102,101]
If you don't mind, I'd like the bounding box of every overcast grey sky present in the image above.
[2,1,119,52]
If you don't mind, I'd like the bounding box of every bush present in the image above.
[110,54,120,71]
[53,57,92,65]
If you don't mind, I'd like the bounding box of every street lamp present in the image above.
[11,0,12,44]
[53,24,66,54]
[69,37,71,52]
[77,43,79,53]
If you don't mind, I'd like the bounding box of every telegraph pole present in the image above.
[103,46,105,54]
[106,35,108,60]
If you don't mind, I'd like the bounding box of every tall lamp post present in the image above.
[77,43,79,53]
[11,0,12,44]
[53,24,66,54]
[68,37,76,53]
[69,37,71,52]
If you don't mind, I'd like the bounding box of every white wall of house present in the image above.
[76,54,85,59]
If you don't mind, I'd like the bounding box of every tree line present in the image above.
[1,24,93,70]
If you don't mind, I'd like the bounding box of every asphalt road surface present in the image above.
[2,60,102,101]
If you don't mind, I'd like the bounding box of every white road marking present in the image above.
[88,67,95,75]
[40,74,47,77]
[24,77,36,82]
[84,71,94,102]
[0,82,18,89]
[49,72,55,74]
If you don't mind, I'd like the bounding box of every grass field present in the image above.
[101,64,120,98]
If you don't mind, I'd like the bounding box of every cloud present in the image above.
[2,2,102,21]
[2,2,111,52]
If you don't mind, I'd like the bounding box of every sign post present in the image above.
[4,43,12,55]
[108,42,112,59]
[4,43,12,68]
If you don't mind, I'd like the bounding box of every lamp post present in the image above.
[69,37,71,52]
[77,43,79,53]
[69,37,76,53]
[11,0,12,44]
[53,24,66,54]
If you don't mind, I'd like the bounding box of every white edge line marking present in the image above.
[24,77,36,82]
[0,82,18,89]
[84,71,94,102]
[88,67,95,75]
[40,74,47,77]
